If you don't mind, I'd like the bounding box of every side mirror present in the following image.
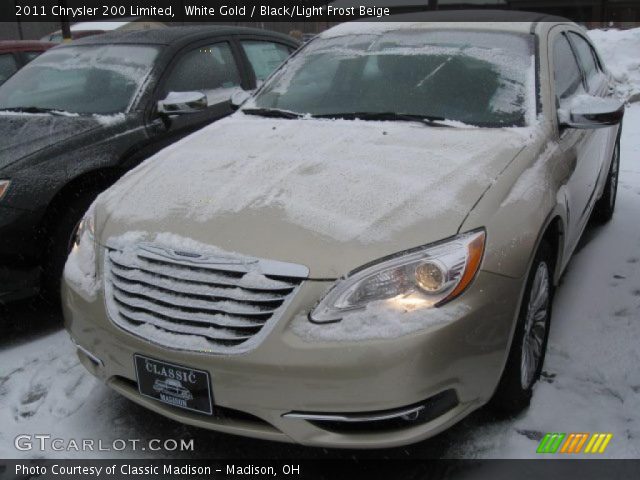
[158,91,208,115]
[559,95,624,129]
[230,90,251,110]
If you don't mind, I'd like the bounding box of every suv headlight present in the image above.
[310,230,485,323]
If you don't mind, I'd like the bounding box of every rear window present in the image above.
[553,35,584,99]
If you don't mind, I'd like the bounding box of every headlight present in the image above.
[310,230,485,323]
[74,207,95,248]
[65,203,99,299]
[0,180,10,201]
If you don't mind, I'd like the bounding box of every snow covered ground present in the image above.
[0,28,639,460]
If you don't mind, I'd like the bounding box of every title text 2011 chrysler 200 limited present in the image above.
[63,16,624,448]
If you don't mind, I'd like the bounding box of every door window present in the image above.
[241,41,292,83]
[553,34,583,100]
[0,54,18,84]
[568,33,601,87]
[164,42,241,104]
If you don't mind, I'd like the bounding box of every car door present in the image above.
[148,38,247,150]
[566,31,619,206]
[549,28,602,253]
[234,36,297,90]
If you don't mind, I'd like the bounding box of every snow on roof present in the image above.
[320,21,539,39]
[589,27,640,102]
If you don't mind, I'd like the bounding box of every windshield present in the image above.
[0,44,159,115]
[248,28,536,127]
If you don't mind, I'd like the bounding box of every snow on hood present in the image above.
[97,113,537,276]
[0,114,100,170]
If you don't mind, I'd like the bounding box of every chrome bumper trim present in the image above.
[74,341,104,367]
[282,405,425,423]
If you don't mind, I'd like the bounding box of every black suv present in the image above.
[0,26,298,303]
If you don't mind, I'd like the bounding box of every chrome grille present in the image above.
[104,242,306,353]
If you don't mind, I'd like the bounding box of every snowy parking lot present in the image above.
[1,28,639,460]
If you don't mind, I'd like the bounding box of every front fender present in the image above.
[459,130,569,282]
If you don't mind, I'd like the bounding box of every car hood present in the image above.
[0,113,102,170]
[98,113,534,277]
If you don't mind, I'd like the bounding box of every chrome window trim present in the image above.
[282,405,426,423]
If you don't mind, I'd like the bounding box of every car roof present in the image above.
[390,9,571,23]
[321,9,575,38]
[68,25,298,47]
[0,40,56,53]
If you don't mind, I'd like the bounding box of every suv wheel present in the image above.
[490,241,553,413]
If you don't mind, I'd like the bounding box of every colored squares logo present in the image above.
[537,433,613,454]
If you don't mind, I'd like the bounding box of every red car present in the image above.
[0,41,55,85]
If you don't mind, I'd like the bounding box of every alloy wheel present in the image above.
[521,261,550,389]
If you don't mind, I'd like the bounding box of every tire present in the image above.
[40,192,98,304]
[490,241,554,413]
[593,140,620,224]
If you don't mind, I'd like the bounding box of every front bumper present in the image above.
[63,270,524,449]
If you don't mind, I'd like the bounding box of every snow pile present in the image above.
[589,27,640,102]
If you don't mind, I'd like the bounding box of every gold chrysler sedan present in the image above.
[63,18,624,448]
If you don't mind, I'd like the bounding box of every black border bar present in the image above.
[2,1,637,23]
[2,459,640,480]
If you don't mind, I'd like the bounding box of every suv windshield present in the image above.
[248,29,536,127]
[0,44,159,115]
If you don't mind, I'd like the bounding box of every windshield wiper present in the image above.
[242,108,303,119]
[312,112,452,127]
[0,106,71,116]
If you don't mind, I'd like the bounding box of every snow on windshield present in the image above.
[249,28,536,127]
[0,45,159,114]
